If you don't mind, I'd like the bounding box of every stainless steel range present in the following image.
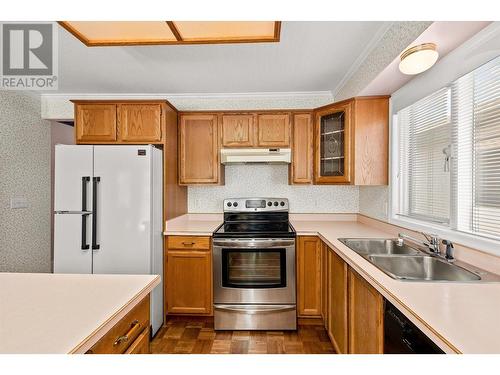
[212,198,296,330]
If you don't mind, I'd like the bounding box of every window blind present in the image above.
[453,56,500,240]
[397,88,451,223]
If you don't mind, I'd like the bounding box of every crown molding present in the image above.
[332,21,393,98]
[40,91,333,100]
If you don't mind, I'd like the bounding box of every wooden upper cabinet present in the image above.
[74,101,169,144]
[314,101,352,184]
[290,113,313,184]
[179,114,222,185]
[256,113,291,147]
[352,97,389,185]
[348,268,384,354]
[221,114,256,147]
[297,236,322,317]
[75,103,117,143]
[118,103,162,142]
[313,96,389,185]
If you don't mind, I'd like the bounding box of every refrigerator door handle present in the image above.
[81,176,90,250]
[92,176,101,250]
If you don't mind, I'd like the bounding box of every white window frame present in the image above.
[390,113,500,257]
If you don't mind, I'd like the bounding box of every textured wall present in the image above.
[0,91,51,273]
[41,92,334,120]
[188,164,359,213]
[359,186,389,220]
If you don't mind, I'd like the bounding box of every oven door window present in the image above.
[221,249,287,288]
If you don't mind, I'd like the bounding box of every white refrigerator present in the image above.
[54,145,163,335]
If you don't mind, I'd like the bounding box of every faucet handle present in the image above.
[420,232,440,253]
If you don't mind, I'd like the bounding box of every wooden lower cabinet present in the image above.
[320,240,384,354]
[125,328,150,354]
[86,295,150,354]
[348,268,384,354]
[321,242,328,323]
[165,236,212,315]
[327,248,349,354]
[297,236,322,317]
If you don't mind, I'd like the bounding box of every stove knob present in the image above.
[274,201,279,206]
[267,201,272,207]
[227,202,232,207]
[280,201,285,207]
[233,202,238,207]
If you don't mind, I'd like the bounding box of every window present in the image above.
[395,56,500,242]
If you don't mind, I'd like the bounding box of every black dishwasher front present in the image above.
[384,301,444,354]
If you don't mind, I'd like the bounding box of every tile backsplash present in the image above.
[188,164,359,213]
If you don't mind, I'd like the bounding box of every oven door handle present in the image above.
[212,238,295,248]
[214,305,296,315]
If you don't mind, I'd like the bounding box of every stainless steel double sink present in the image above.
[338,238,498,282]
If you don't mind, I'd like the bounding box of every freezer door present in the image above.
[91,145,152,274]
[54,213,92,273]
[54,145,93,212]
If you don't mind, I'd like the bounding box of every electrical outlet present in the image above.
[10,197,28,209]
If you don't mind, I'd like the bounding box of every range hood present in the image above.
[221,148,291,164]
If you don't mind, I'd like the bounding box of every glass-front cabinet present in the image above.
[314,101,352,184]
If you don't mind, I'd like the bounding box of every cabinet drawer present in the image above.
[87,295,150,354]
[125,327,150,354]
[167,236,211,250]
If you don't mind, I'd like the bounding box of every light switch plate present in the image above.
[10,197,28,209]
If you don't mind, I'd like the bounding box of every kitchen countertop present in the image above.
[0,273,160,354]
[164,213,500,354]
[164,213,222,236]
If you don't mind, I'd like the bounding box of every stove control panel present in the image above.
[223,198,289,212]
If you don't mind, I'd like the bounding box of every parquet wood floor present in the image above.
[151,316,335,354]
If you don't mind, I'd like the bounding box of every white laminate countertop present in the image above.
[0,273,160,354]
[164,213,500,353]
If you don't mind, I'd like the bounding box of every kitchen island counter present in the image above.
[0,273,159,354]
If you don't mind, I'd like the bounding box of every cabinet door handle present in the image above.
[113,320,142,347]
[182,241,195,245]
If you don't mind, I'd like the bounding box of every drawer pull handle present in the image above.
[182,241,195,245]
[113,320,141,346]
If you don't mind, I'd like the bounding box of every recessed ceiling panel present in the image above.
[173,21,278,42]
[59,21,280,46]
[61,21,177,45]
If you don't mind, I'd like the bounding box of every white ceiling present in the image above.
[55,21,388,94]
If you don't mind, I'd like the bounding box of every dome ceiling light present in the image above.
[399,43,439,75]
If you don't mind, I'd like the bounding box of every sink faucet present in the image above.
[398,232,455,262]
[398,232,440,254]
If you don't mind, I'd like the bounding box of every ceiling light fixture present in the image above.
[399,43,439,75]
